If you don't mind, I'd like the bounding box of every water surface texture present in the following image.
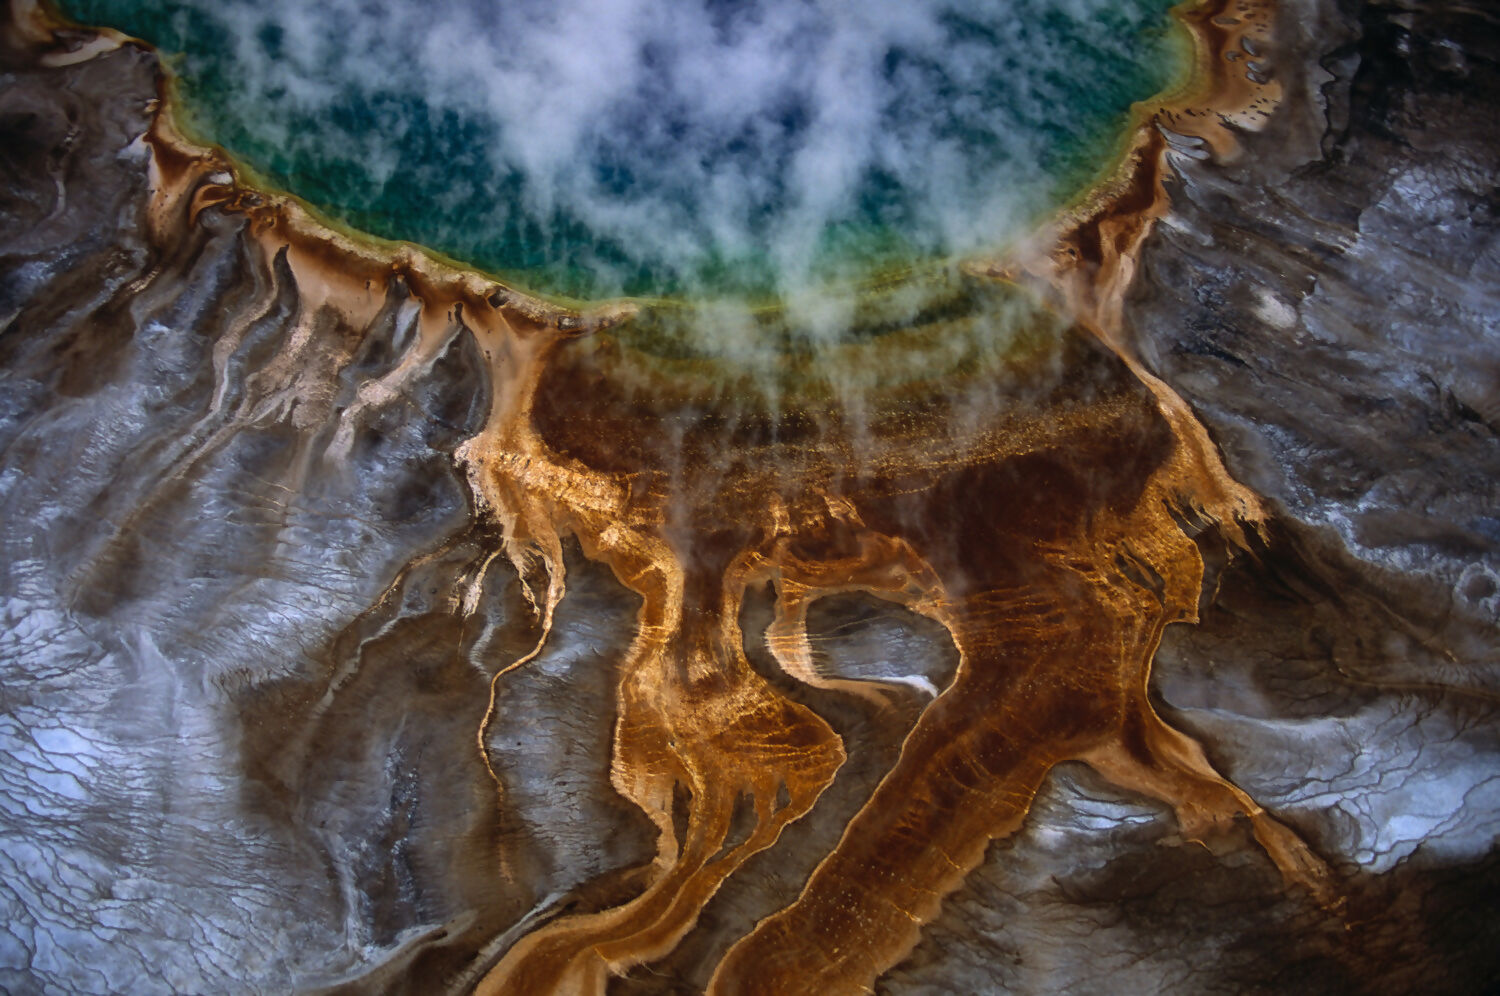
[65,0,1182,300]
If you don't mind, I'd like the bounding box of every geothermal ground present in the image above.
[0,1,1498,994]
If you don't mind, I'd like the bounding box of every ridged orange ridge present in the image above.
[9,1,1339,992]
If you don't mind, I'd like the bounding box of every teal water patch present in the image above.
[64,0,1183,302]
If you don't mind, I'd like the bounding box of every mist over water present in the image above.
[67,0,1181,303]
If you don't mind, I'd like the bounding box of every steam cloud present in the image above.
[94,0,1177,300]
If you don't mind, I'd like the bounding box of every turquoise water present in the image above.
[65,0,1182,302]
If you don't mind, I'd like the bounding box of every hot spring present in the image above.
[62,0,1185,310]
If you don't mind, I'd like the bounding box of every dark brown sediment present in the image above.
[4,0,1499,992]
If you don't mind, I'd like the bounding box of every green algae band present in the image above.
[65,0,1182,302]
